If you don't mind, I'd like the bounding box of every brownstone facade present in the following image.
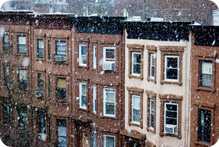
[190,26,219,147]
[0,12,125,147]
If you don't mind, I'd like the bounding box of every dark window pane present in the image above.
[166,69,178,79]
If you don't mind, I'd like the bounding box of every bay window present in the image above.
[103,88,116,117]
[199,60,213,88]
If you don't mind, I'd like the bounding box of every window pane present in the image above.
[166,104,177,111]
[104,88,115,116]
[198,109,212,143]
[105,49,115,60]
[105,103,115,115]
[202,62,212,74]
[56,40,67,56]
[167,57,178,68]
[166,68,178,79]
[57,120,67,147]
[37,39,44,58]
[132,53,141,75]
[200,61,213,87]
[105,136,115,147]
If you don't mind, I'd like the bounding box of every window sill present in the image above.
[162,133,181,139]
[147,127,156,133]
[130,122,141,127]
[197,86,215,92]
[129,74,143,80]
[147,77,156,83]
[161,80,182,86]
[195,141,211,147]
[102,114,116,119]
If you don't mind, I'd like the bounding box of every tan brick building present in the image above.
[190,26,219,147]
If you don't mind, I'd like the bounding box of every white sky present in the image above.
[0,0,219,10]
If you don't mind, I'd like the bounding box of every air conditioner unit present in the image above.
[103,62,115,71]
[165,124,176,135]
[54,55,67,62]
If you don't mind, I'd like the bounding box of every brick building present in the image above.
[190,26,219,147]
[0,11,125,147]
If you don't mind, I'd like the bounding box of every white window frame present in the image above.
[200,60,213,87]
[93,85,97,113]
[149,53,156,80]
[93,46,97,69]
[103,47,116,62]
[164,55,179,82]
[79,44,88,67]
[103,88,116,118]
[131,95,141,125]
[131,52,142,76]
[104,135,116,147]
[164,102,178,134]
[79,82,87,110]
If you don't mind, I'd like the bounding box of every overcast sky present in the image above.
[0,0,219,10]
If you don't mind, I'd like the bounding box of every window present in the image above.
[56,78,67,100]
[147,96,156,130]
[57,119,67,147]
[2,103,12,124]
[131,95,141,124]
[3,64,10,86]
[103,47,116,71]
[79,82,87,109]
[131,52,142,76]
[148,53,156,80]
[164,103,178,135]
[199,61,213,88]
[48,75,51,97]
[36,73,45,98]
[17,34,27,54]
[38,110,47,141]
[90,130,97,147]
[36,39,44,59]
[17,106,28,129]
[164,56,179,81]
[79,44,88,66]
[198,108,212,143]
[103,88,116,117]
[55,40,67,62]
[3,32,10,51]
[104,135,115,147]
[93,46,97,69]
[18,69,28,90]
[93,85,97,113]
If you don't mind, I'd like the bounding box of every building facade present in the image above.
[0,12,125,147]
[190,26,219,147]
[122,22,191,147]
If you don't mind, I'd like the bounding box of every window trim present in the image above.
[79,82,88,110]
[103,135,116,147]
[103,87,116,118]
[103,47,116,62]
[198,60,214,90]
[131,52,142,77]
[148,52,156,81]
[164,55,180,82]
[79,43,88,67]
[147,95,156,132]
[164,102,178,135]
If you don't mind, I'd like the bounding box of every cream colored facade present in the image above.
[124,33,191,147]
